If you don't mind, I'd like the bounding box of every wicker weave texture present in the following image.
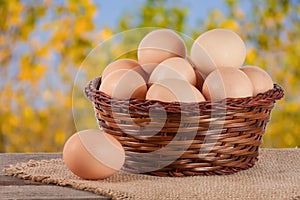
[85,77,284,177]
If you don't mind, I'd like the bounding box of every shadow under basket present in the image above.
[85,77,284,177]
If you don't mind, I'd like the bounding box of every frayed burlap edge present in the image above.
[3,159,136,200]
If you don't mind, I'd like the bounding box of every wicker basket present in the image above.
[85,77,284,177]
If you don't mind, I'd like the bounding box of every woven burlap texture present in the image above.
[3,148,300,200]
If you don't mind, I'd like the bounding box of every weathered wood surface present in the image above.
[0,153,110,200]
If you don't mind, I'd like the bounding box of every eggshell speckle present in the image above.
[240,65,274,96]
[202,67,253,100]
[190,28,246,75]
[63,129,125,180]
[138,29,187,74]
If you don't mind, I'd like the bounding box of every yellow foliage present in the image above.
[8,115,19,127]
[67,0,79,13]
[34,46,50,59]
[55,130,66,146]
[220,19,240,32]
[99,28,113,41]
[0,48,9,62]
[7,1,24,26]
[0,34,5,45]
[18,62,47,84]
[51,19,72,51]
[245,48,258,65]
[0,85,15,111]
[74,16,94,36]
[1,0,299,152]
[23,106,35,121]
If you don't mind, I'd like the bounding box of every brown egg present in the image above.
[63,129,125,180]
[138,29,187,74]
[148,57,196,86]
[194,69,206,92]
[186,56,206,91]
[146,79,206,103]
[240,65,274,96]
[100,69,147,99]
[190,28,246,75]
[101,59,148,81]
[202,67,253,101]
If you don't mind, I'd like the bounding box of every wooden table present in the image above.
[0,153,110,200]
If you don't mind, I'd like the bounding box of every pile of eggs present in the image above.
[63,28,275,180]
[100,28,274,102]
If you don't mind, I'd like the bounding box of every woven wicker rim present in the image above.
[86,76,284,109]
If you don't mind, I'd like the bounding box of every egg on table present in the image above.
[99,69,147,99]
[148,57,196,86]
[63,129,125,180]
[202,67,253,101]
[138,29,187,74]
[240,65,274,96]
[146,79,206,103]
[190,28,246,75]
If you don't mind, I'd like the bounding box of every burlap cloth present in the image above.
[3,148,300,200]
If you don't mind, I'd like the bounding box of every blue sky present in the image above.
[95,0,231,29]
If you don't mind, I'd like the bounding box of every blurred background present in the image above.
[0,0,299,152]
